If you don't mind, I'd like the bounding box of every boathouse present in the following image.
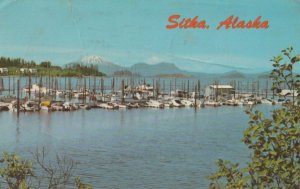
[0,68,8,74]
[20,68,29,73]
[204,84,235,100]
[29,68,37,74]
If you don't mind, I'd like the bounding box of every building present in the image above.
[0,68,8,74]
[29,68,37,74]
[20,68,37,74]
[20,68,29,73]
[204,84,235,100]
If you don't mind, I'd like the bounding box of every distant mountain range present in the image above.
[66,55,271,79]
[130,62,190,76]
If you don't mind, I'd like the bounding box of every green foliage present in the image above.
[0,152,33,189]
[75,177,93,189]
[0,151,94,189]
[209,47,300,188]
[0,57,36,68]
[270,47,300,103]
[209,160,247,189]
[40,61,52,68]
[67,63,103,76]
[0,56,106,77]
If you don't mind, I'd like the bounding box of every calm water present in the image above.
[0,105,274,188]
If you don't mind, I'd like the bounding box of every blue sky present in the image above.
[0,0,299,73]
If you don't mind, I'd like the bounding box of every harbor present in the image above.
[0,75,286,113]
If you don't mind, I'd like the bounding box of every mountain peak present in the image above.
[80,55,103,64]
[129,62,187,76]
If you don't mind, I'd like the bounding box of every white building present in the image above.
[20,68,37,74]
[29,68,37,74]
[0,68,8,74]
[204,84,234,100]
[20,68,29,73]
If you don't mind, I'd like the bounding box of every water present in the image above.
[0,105,275,188]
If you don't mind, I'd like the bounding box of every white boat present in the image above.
[244,101,254,108]
[24,101,39,112]
[224,99,239,106]
[204,100,222,107]
[171,99,182,107]
[191,99,203,108]
[55,90,64,97]
[0,102,10,111]
[40,106,50,112]
[118,104,127,109]
[78,104,91,110]
[107,102,119,109]
[8,101,24,112]
[10,105,17,112]
[261,98,273,105]
[163,101,172,108]
[97,103,114,109]
[62,102,78,111]
[146,100,163,108]
[127,103,139,109]
[180,99,193,107]
[134,93,142,100]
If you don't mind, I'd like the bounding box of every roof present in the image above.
[209,85,233,89]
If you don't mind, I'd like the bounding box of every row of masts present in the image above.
[0,75,286,117]
[0,76,275,99]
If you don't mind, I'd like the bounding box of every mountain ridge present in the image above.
[66,55,270,79]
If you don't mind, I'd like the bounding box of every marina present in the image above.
[0,75,287,114]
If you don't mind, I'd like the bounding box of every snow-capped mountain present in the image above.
[80,55,104,65]
[67,55,124,75]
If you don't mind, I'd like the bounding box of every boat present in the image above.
[118,104,127,109]
[8,101,25,112]
[224,99,239,106]
[127,103,139,109]
[97,103,114,109]
[107,102,119,109]
[0,102,10,111]
[78,103,91,110]
[146,100,163,108]
[261,98,273,105]
[163,101,172,108]
[62,102,78,111]
[204,100,222,107]
[180,99,193,107]
[171,99,183,107]
[24,101,39,112]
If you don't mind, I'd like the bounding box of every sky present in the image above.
[0,0,299,73]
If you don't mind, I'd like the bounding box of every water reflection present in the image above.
[15,114,20,144]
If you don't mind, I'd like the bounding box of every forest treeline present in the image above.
[0,56,105,77]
